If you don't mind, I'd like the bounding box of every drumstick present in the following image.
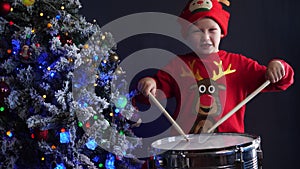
[207,80,271,133]
[148,93,189,141]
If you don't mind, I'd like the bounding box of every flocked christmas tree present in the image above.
[0,0,142,168]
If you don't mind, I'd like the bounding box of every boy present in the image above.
[136,0,294,134]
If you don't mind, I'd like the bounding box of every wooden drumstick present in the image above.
[207,80,271,133]
[148,93,189,141]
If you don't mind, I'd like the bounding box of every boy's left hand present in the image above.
[266,60,286,83]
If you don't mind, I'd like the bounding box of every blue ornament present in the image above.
[85,138,97,150]
[105,153,115,169]
[60,131,70,143]
[114,95,128,109]
[54,163,66,169]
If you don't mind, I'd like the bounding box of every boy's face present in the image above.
[186,18,222,56]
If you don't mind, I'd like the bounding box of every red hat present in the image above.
[179,0,230,38]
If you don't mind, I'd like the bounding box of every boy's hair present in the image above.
[179,0,230,38]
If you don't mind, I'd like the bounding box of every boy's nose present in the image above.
[201,32,210,41]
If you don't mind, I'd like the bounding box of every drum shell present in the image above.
[151,133,262,169]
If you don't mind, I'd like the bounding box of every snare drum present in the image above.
[150,133,263,169]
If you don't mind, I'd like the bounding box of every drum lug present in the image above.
[257,148,263,169]
[235,146,245,169]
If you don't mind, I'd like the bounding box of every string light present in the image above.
[85,122,90,128]
[51,145,56,150]
[56,15,61,20]
[6,130,13,137]
[47,23,52,28]
[85,138,97,150]
[0,107,5,112]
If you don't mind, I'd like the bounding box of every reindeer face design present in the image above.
[181,60,236,133]
[189,0,213,13]
[194,78,225,116]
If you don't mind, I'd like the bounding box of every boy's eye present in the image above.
[209,28,218,32]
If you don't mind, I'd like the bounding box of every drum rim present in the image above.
[151,132,261,152]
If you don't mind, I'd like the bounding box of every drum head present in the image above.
[151,133,259,151]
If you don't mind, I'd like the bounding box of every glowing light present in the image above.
[55,163,66,169]
[99,163,104,168]
[92,156,100,162]
[61,6,65,10]
[114,95,128,109]
[60,131,70,143]
[109,112,114,117]
[60,128,66,133]
[47,67,51,71]
[50,72,55,78]
[6,131,13,137]
[93,115,98,120]
[78,122,83,127]
[40,12,44,17]
[56,15,61,20]
[85,122,90,128]
[85,138,98,150]
[119,130,124,136]
[83,44,89,49]
[47,23,52,28]
[51,145,56,150]
[114,108,120,114]
[42,95,47,99]
[105,153,115,169]
[41,157,45,161]
[0,107,5,112]
[31,133,35,139]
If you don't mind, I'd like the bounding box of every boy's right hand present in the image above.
[137,77,157,97]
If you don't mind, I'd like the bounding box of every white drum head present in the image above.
[151,133,259,151]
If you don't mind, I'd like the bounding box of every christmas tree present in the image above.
[0,0,142,168]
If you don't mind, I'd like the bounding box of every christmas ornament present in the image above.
[114,95,128,109]
[36,129,49,141]
[22,0,35,7]
[0,1,11,16]
[20,45,32,59]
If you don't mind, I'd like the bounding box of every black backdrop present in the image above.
[80,1,299,169]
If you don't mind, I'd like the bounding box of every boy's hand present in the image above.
[137,77,157,96]
[266,60,286,83]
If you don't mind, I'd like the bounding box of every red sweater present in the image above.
[146,50,294,133]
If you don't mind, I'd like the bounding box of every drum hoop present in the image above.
[151,132,261,153]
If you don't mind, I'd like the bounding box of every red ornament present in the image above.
[0,1,11,17]
[35,129,49,141]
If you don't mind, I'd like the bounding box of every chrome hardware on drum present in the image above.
[150,133,263,169]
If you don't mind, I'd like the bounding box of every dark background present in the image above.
[80,0,299,168]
